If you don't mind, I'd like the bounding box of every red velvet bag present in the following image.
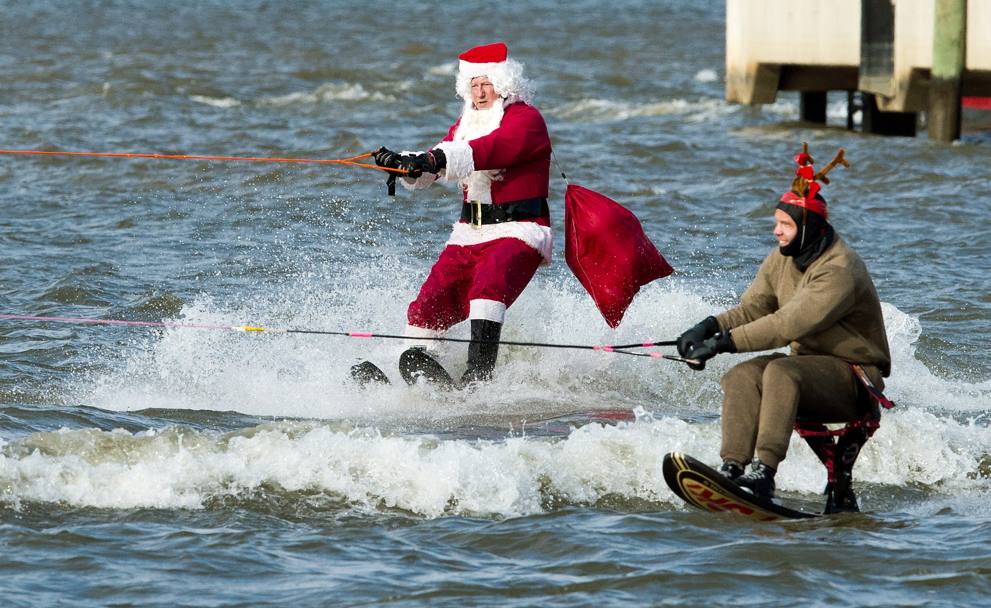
[564,184,674,328]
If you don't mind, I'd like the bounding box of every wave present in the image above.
[548,97,728,122]
[70,260,989,419]
[427,62,457,77]
[258,82,395,107]
[547,95,804,123]
[190,95,242,108]
[3,260,982,515]
[693,69,718,83]
[2,407,988,516]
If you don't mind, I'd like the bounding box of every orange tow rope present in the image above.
[0,148,407,173]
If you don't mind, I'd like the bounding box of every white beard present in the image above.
[455,100,505,141]
[452,100,506,204]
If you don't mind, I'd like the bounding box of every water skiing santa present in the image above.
[367,41,553,387]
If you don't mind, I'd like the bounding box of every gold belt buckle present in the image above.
[472,199,483,230]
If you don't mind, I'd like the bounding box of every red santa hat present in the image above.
[455,42,532,104]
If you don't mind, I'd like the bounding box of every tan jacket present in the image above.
[715,235,891,379]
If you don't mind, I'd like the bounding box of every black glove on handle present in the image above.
[374,146,402,169]
[676,316,720,357]
[398,148,447,179]
[374,146,402,196]
[685,330,736,371]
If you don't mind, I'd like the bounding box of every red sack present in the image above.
[564,184,674,328]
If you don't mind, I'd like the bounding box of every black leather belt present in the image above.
[460,197,549,226]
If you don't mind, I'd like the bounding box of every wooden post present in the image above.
[928,0,967,142]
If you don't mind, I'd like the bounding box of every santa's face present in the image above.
[470,77,498,109]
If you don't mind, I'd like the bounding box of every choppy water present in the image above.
[2,1,990,606]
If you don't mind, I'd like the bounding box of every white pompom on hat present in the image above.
[454,41,532,104]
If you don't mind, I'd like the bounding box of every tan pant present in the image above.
[720,354,873,469]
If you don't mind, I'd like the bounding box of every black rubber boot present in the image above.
[718,459,745,481]
[735,458,777,499]
[460,320,501,385]
[824,471,860,514]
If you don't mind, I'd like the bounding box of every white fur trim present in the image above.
[465,173,496,204]
[403,324,445,353]
[446,221,553,265]
[434,140,474,182]
[459,60,504,81]
[469,299,507,323]
[400,173,439,190]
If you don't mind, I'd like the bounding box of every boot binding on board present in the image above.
[459,319,502,387]
[824,472,860,514]
[718,459,745,481]
[735,458,776,499]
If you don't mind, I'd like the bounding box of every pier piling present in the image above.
[800,92,828,124]
[726,0,990,142]
[928,0,967,142]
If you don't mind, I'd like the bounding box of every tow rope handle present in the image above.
[386,171,397,196]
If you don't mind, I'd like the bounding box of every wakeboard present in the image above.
[350,360,390,386]
[399,347,457,390]
[662,452,819,521]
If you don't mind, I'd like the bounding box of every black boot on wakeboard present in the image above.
[399,346,456,389]
[460,320,501,386]
[735,458,776,499]
[824,471,860,514]
[350,361,390,386]
[718,459,745,481]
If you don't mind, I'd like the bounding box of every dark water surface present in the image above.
[2,1,990,606]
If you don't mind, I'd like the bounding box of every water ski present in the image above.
[350,360,390,386]
[399,347,457,390]
[662,452,819,521]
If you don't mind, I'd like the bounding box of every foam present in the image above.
[258,82,395,106]
[73,258,990,420]
[46,258,989,515]
[548,95,803,124]
[3,408,989,516]
[190,95,242,108]
[550,97,734,123]
[694,69,719,83]
[427,62,458,77]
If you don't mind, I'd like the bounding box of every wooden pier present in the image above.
[726,0,991,141]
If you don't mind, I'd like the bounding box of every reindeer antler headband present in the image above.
[779,142,850,220]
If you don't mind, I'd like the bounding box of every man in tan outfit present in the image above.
[676,146,891,499]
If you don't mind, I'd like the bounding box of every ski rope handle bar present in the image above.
[0,314,694,364]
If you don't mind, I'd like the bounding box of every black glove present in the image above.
[685,331,736,371]
[676,316,720,357]
[397,148,446,178]
[373,146,402,169]
[374,147,403,196]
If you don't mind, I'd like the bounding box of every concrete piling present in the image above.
[800,92,828,124]
[725,0,990,142]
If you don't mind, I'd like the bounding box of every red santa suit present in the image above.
[401,44,553,341]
